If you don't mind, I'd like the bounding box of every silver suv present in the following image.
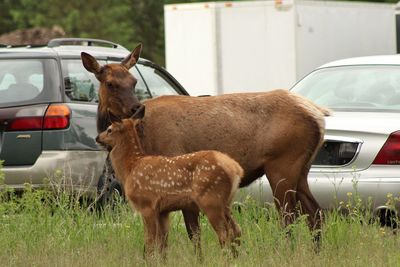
[0,38,188,197]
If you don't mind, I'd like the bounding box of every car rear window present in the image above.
[0,58,61,108]
[292,65,400,111]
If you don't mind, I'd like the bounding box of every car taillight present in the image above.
[43,104,70,130]
[372,131,400,165]
[8,117,43,131]
[6,104,70,131]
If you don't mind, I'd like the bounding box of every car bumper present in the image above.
[2,150,107,194]
[238,165,400,213]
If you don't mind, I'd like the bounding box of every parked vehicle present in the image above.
[165,0,396,96]
[2,38,399,225]
[0,38,188,196]
[240,54,400,225]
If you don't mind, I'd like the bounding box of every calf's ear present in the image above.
[131,105,145,119]
[107,109,122,123]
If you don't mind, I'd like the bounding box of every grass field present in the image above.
[0,183,399,267]
[0,160,399,267]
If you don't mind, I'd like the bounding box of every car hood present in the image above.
[313,110,400,172]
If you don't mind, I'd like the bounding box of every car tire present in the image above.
[91,174,125,211]
[376,208,398,229]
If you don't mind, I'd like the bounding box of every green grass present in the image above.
[0,160,399,267]
[0,185,399,267]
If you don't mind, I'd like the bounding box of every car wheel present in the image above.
[93,175,125,210]
[376,208,398,229]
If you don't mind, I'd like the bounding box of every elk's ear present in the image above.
[121,43,142,69]
[107,109,122,123]
[81,52,101,74]
[131,105,145,119]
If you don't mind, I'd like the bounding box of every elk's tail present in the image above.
[316,105,331,117]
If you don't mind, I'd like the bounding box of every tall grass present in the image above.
[0,164,399,266]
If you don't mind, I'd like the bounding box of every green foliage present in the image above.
[0,188,399,266]
[0,0,397,65]
[0,160,4,184]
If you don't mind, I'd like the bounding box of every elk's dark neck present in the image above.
[97,105,110,133]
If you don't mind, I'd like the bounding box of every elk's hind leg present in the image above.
[296,171,323,250]
[225,206,241,257]
[296,169,323,231]
[265,153,323,250]
[182,207,202,259]
[264,149,321,223]
[264,158,300,227]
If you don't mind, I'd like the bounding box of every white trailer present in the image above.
[164,0,396,96]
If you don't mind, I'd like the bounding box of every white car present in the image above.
[242,55,400,225]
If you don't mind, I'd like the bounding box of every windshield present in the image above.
[291,65,400,111]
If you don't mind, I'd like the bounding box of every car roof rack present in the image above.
[0,43,47,48]
[47,38,127,49]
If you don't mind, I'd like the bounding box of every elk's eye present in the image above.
[106,82,113,88]
[107,128,112,134]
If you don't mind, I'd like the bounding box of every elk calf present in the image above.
[96,106,243,259]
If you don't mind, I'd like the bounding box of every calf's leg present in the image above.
[142,209,161,259]
[158,212,170,259]
[225,206,241,257]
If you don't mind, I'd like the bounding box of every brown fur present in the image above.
[140,91,326,226]
[97,109,243,259]
[82,47,328,246]
[81,44,143,133]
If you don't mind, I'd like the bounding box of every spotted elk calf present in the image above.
[96,106,244,259]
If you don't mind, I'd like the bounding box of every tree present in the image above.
[1,0,398,65]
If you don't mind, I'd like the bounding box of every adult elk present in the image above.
[81,45,329,246]
[96,105,243,259]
